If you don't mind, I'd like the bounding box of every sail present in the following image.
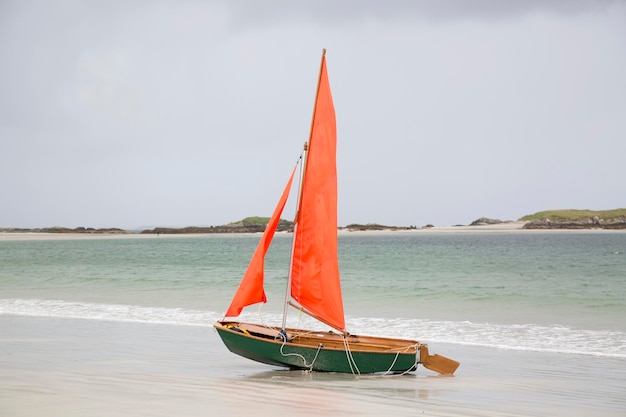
[224,166,297,317]
[290,52,345,331]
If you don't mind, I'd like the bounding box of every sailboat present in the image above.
[214,50,459,375]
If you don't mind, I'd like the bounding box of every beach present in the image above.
[0,221,589,243]
[1,229,625,416]
[2,314,624,417]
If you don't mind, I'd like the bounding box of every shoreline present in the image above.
[2,315,624,417]
[2,222,624,241]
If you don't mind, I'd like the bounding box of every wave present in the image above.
[346,316,626,358]
[1,298,624,359]
[0,298,220,327]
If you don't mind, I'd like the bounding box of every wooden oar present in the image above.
[420,345,460,375]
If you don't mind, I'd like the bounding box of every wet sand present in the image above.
[1,315,624,416]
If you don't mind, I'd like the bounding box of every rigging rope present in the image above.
[381,343,420,377]
[258,301,419,377]
[342,335,361,376]
[279,339,323,371]
[381,352,401,376]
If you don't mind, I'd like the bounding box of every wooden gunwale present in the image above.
[218,321,420,354]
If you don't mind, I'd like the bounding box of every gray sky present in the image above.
[2,0,625,229]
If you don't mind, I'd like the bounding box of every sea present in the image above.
[1,230,625,416]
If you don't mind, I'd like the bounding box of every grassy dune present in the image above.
[520,209,626,222]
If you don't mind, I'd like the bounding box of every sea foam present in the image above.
[2,298,624,359]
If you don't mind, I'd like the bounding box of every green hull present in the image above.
[215,322,419,374]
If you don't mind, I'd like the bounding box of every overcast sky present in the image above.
[1,0,625,229]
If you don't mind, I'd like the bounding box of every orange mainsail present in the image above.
[290,52,345,331]
[224,165,297,317]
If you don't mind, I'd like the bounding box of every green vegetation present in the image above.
[237,217,292,227]
[240,216,270,226]
[520,209,626,222]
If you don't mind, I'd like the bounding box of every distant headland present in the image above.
[468,209,626,229]
[2,209,625,235]
[519,209,626,229]
[0,226,131,234]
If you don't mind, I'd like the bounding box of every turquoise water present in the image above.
[1,231,625,357]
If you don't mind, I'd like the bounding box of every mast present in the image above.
[280,49,328,334]
[295,48,326,224]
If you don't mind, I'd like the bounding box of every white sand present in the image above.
[1,315,624,417]
[3,221,623,242]
[0,222,546,242]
